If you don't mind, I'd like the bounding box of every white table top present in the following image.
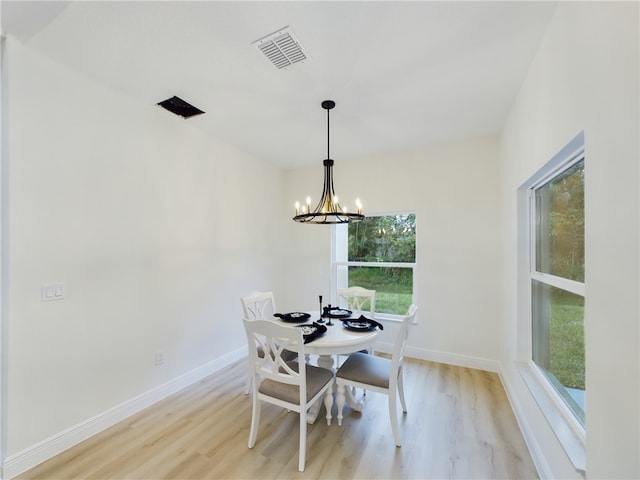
[273,311,380,356]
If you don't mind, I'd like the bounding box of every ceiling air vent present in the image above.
[252,26,308,70]
[157,96,205,119]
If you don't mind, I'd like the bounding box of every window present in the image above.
[530,151,585,427]
[334,213,416,317]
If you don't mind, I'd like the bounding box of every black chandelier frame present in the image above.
[293,100,364,224]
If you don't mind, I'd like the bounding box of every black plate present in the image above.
[295,322,328,343]
[325,308,352,319]
[295,323,327,336]
[274,312,311,323]
[343,319,375,331]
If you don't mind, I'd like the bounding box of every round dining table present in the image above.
[273,310,381,423]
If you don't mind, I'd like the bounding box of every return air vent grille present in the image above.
[253,26,308,69]
[157,96,205,119]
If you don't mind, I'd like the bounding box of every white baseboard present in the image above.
[2,347,246,479]
[497,366,552,479]
[375,342,500,373]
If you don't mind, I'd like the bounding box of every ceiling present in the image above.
[1,1,558,169]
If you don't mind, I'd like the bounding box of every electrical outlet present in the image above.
[155,351,165,366]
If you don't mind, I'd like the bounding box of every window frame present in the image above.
[331,211,416,321]
[516,131,586,474]
[529,152,585,424]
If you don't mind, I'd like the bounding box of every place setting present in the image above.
[342,316,384,332]
[273,312,311,323]
[273,306,328,343]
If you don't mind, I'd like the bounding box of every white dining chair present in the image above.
[241,291,277,320]
[241,291,297,394]
[337,286,376,318]
[338,286,377,367]
[335,304,418,447]
[243,319,334,472]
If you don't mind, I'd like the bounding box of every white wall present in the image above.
[499,2,639,478]
[3,37,286,457]
[284,136,501,368]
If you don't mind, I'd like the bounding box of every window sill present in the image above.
[517,361,586,475]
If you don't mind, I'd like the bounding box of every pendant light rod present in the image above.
[293,100,364,224]
[322,100,335,159]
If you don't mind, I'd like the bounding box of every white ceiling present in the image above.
[2,1,558,168]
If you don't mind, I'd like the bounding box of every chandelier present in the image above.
[293,100,364,224]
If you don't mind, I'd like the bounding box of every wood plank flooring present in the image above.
[18,357,538,479]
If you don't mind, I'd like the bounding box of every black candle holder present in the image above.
[317,295,325,323]
[324,305,334,325]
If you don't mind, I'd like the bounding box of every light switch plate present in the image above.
[42,283,64,301]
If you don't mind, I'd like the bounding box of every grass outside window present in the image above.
[348,266,412,315]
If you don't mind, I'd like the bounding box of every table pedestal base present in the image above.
[306,354,362,424]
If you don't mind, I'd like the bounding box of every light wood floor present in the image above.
[19,356,538,479]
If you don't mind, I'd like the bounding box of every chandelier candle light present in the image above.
[293,100,364,224]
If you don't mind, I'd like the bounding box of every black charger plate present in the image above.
[343,319,376,331]
[324,308,352,319]
[274,312,311,323]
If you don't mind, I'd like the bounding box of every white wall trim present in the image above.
[515,363,585,475]
[375,342,500,373]
[498,365,553,480]
[2,347,246,479]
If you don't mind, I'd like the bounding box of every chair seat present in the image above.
[336,352,391,389]
[259,362,334,404]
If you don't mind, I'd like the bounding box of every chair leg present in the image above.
[397,367,407,412]
[248,397,261,448]
[336,382,346,426]
[360,347,372,397]
[298,410,307,472]
[324,386,334,425]
[389,392,401,447]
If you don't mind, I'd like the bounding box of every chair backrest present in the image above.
[337,286,376,317]
[241,291,277,320]
[390,304,418,376]
[243,319,307,397]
